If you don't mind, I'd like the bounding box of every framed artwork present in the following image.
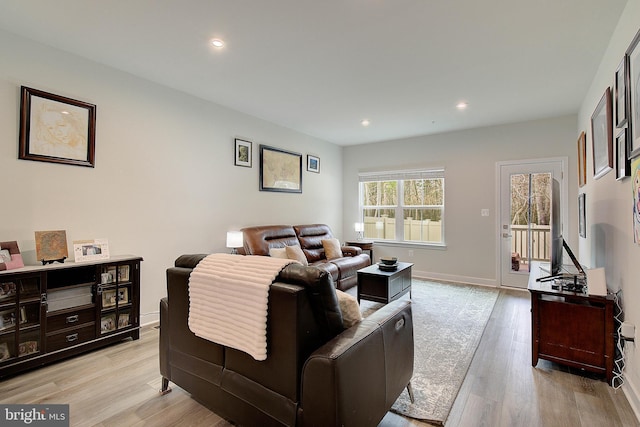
[578,193,586,238]
[307,155,320,173]
[615,58,628,128]
[259,145,302,193]
[34,230,68,264]
[632,156,640,244]
[73,239,110,262]
[591,87,613,179]
[577,131,587,187]
[616,128,630,180]
[234,138,252,167]
[628,29,640,159]
[19,86,96,167]
[0,241,24,271]
[100,314,116,333]
[102,289,117,308]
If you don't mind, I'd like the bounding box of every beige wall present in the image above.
[342,115,577,284]
[577,0,640,414]
[0,29,343,324]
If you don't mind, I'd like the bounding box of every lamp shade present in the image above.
[354,222,364,232]
[226,231,244,248]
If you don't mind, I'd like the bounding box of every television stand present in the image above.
[528,261,614,384]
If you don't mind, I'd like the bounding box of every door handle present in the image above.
[502,233,512,238]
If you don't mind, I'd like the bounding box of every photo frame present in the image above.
[100,314,116,333]
[577,131,587,187]
[615,58,628,128]
[627,29,640,159]
[73,239,110,262]
[19,86,96,167]
[234,138,252,167]
[578,193,586,238]
[117,288,129,304]
[118,265,130,282]
[307,155,320,173]
[632,156,640,244]
[34,230,68,264]
[616,128,630,180]
[591,87,613,179]
[0,241,24,271]
[259,145,302,193]
[102,289,117,308]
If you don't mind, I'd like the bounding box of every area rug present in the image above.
[360,279,499,426]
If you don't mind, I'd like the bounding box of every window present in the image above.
[359,169,444,244]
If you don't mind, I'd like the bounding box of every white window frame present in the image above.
[358,168,445,247]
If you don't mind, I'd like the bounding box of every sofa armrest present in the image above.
[340,245,362,257]
[300,300,413,426]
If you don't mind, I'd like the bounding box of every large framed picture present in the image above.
[628,29,640,159]
[578,193,586,238]
[577,131,587,187]
[19,86,96,167]
[591,87,613,179]
[259,145,302,193]
[234,138,252,167]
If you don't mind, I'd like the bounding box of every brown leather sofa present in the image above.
[240,224,371,291]
[160,254,414,427]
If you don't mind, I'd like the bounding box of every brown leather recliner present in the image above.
[240,224,371,291]
[160,254,414,427]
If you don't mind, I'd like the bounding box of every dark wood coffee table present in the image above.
[357,262,413,304]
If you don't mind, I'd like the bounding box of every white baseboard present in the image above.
[412,269,499,288]
[140,312,159,327]
[623,376,640,423]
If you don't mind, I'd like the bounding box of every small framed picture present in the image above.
[615,58,628,128]
[101,314,116,333]
[102,289,117,308]
[627,29,640,159]
[73,239,110,262]
[118,265,130,282]
[118,288,129,304]
[234,138,252,167]
[579,193,586,238]
[118,312,130,328]
[19,86,96,168]
[307,155,320,173]
[616,128,630,180]
[577,132,586,187]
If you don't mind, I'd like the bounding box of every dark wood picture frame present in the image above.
[307,155,320,173]
[19,86,96,167]
[627,28,640,159]
[616,127,630,180]
[234,138,252,167]
[578,193,586,238]
[591,87,613,180]
[259,145,302,193]
[577,131,587,187]
[615,58,628,128]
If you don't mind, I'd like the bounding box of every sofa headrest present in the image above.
[241,225,299,256]
[277,263,344,339]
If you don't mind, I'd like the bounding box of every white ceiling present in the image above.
[0,0,628,145]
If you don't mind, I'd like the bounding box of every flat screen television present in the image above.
[538,178,585,282]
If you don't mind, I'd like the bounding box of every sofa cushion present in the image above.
[336,289,362,328]
[241,225,299,256]
[276,263,344,339]
[322,238,343,260]
[269,247,288,259]
[285,245,309,266]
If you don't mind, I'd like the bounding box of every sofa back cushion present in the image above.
[294,224,333,263]
[241,225,299,256]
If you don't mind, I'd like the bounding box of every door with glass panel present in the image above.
[498,159,565,288]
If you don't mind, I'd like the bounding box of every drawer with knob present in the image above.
[47,307,95,333]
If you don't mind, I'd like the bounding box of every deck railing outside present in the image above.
[511,224,550,263]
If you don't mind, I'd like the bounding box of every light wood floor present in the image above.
[0,288,637,427]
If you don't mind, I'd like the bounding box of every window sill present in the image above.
[372,240,447,250]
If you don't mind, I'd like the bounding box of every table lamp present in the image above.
[354,222,364,241]
[226,231,243,254]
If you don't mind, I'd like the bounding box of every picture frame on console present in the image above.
[259,145,302,193]
[627,29,640,159]
[234,138,252,167]
[19,86,96,168]
[591,87,613,179]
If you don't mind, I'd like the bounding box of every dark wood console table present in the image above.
[357,262,412,304]
[528,262,614,384]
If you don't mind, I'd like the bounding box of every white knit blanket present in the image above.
[188,253,295,361]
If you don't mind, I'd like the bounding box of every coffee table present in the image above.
[357,262,413,304]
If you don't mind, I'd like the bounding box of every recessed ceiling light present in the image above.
[211,39,225,48]
[361,119,370,127]
[456,102,468,110]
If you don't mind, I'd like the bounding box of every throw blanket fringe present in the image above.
[188,253,295,361]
